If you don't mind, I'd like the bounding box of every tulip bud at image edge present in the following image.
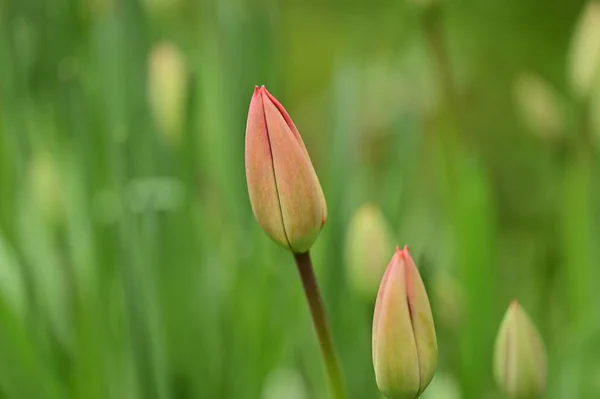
[493,301,546,399]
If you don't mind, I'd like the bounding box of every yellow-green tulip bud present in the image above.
[494,301,547,399]
[345,204,394,299]
[148,42,188,146]
[245,86,327,253]
[430,271,464,331]
[372,246,438,399]
[568,1,600,98]
[28,151,64,225]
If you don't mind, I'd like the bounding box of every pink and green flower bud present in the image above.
[245,86,327,253]
[494,301,547,399]
[372,246,438,399]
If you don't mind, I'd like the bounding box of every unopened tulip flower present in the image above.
[513,73,564,140]
[568,1,600,98]
[494,301,546,399]
[148,42,188,145]
[372,246,438,399]
[345,204,394,299]
[29,150,64,225]
[431,271,463,330]
[245,86,327,253]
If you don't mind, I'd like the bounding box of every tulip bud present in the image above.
[430,271,464,330]
[148,42,188,146]
[28,150,64,225]
[568,1,600,98]
[262,368,308,399]
[245,86,327,253]
[493,301,547,399]
[372,246,438,399]
[345,204,394,299]
[513,72,565,140]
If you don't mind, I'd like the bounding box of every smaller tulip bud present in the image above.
[148,42,188,146]
[494,301,547,399]
[513,73,564,140]
[568,1,600,98]
[345,204,394,299]
[28,151,65,225]
[372,246,438,399]
[245,86,327,253]
[262,368,308,399]
[430,271,464,330]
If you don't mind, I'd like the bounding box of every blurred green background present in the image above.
[1,0,600,397]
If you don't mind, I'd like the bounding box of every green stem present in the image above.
[294,252,347,399]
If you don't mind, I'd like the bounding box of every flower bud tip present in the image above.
[395,245,411,260]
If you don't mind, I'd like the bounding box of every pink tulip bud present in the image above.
[245,86,327,253]
[372,246,438,399]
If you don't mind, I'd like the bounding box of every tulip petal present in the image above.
[372,256,395,362]
[261,88,325,253]
[262,87,308,155]
[403,248,438,395]
[262,87,327,229]
[245,86,289,248]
